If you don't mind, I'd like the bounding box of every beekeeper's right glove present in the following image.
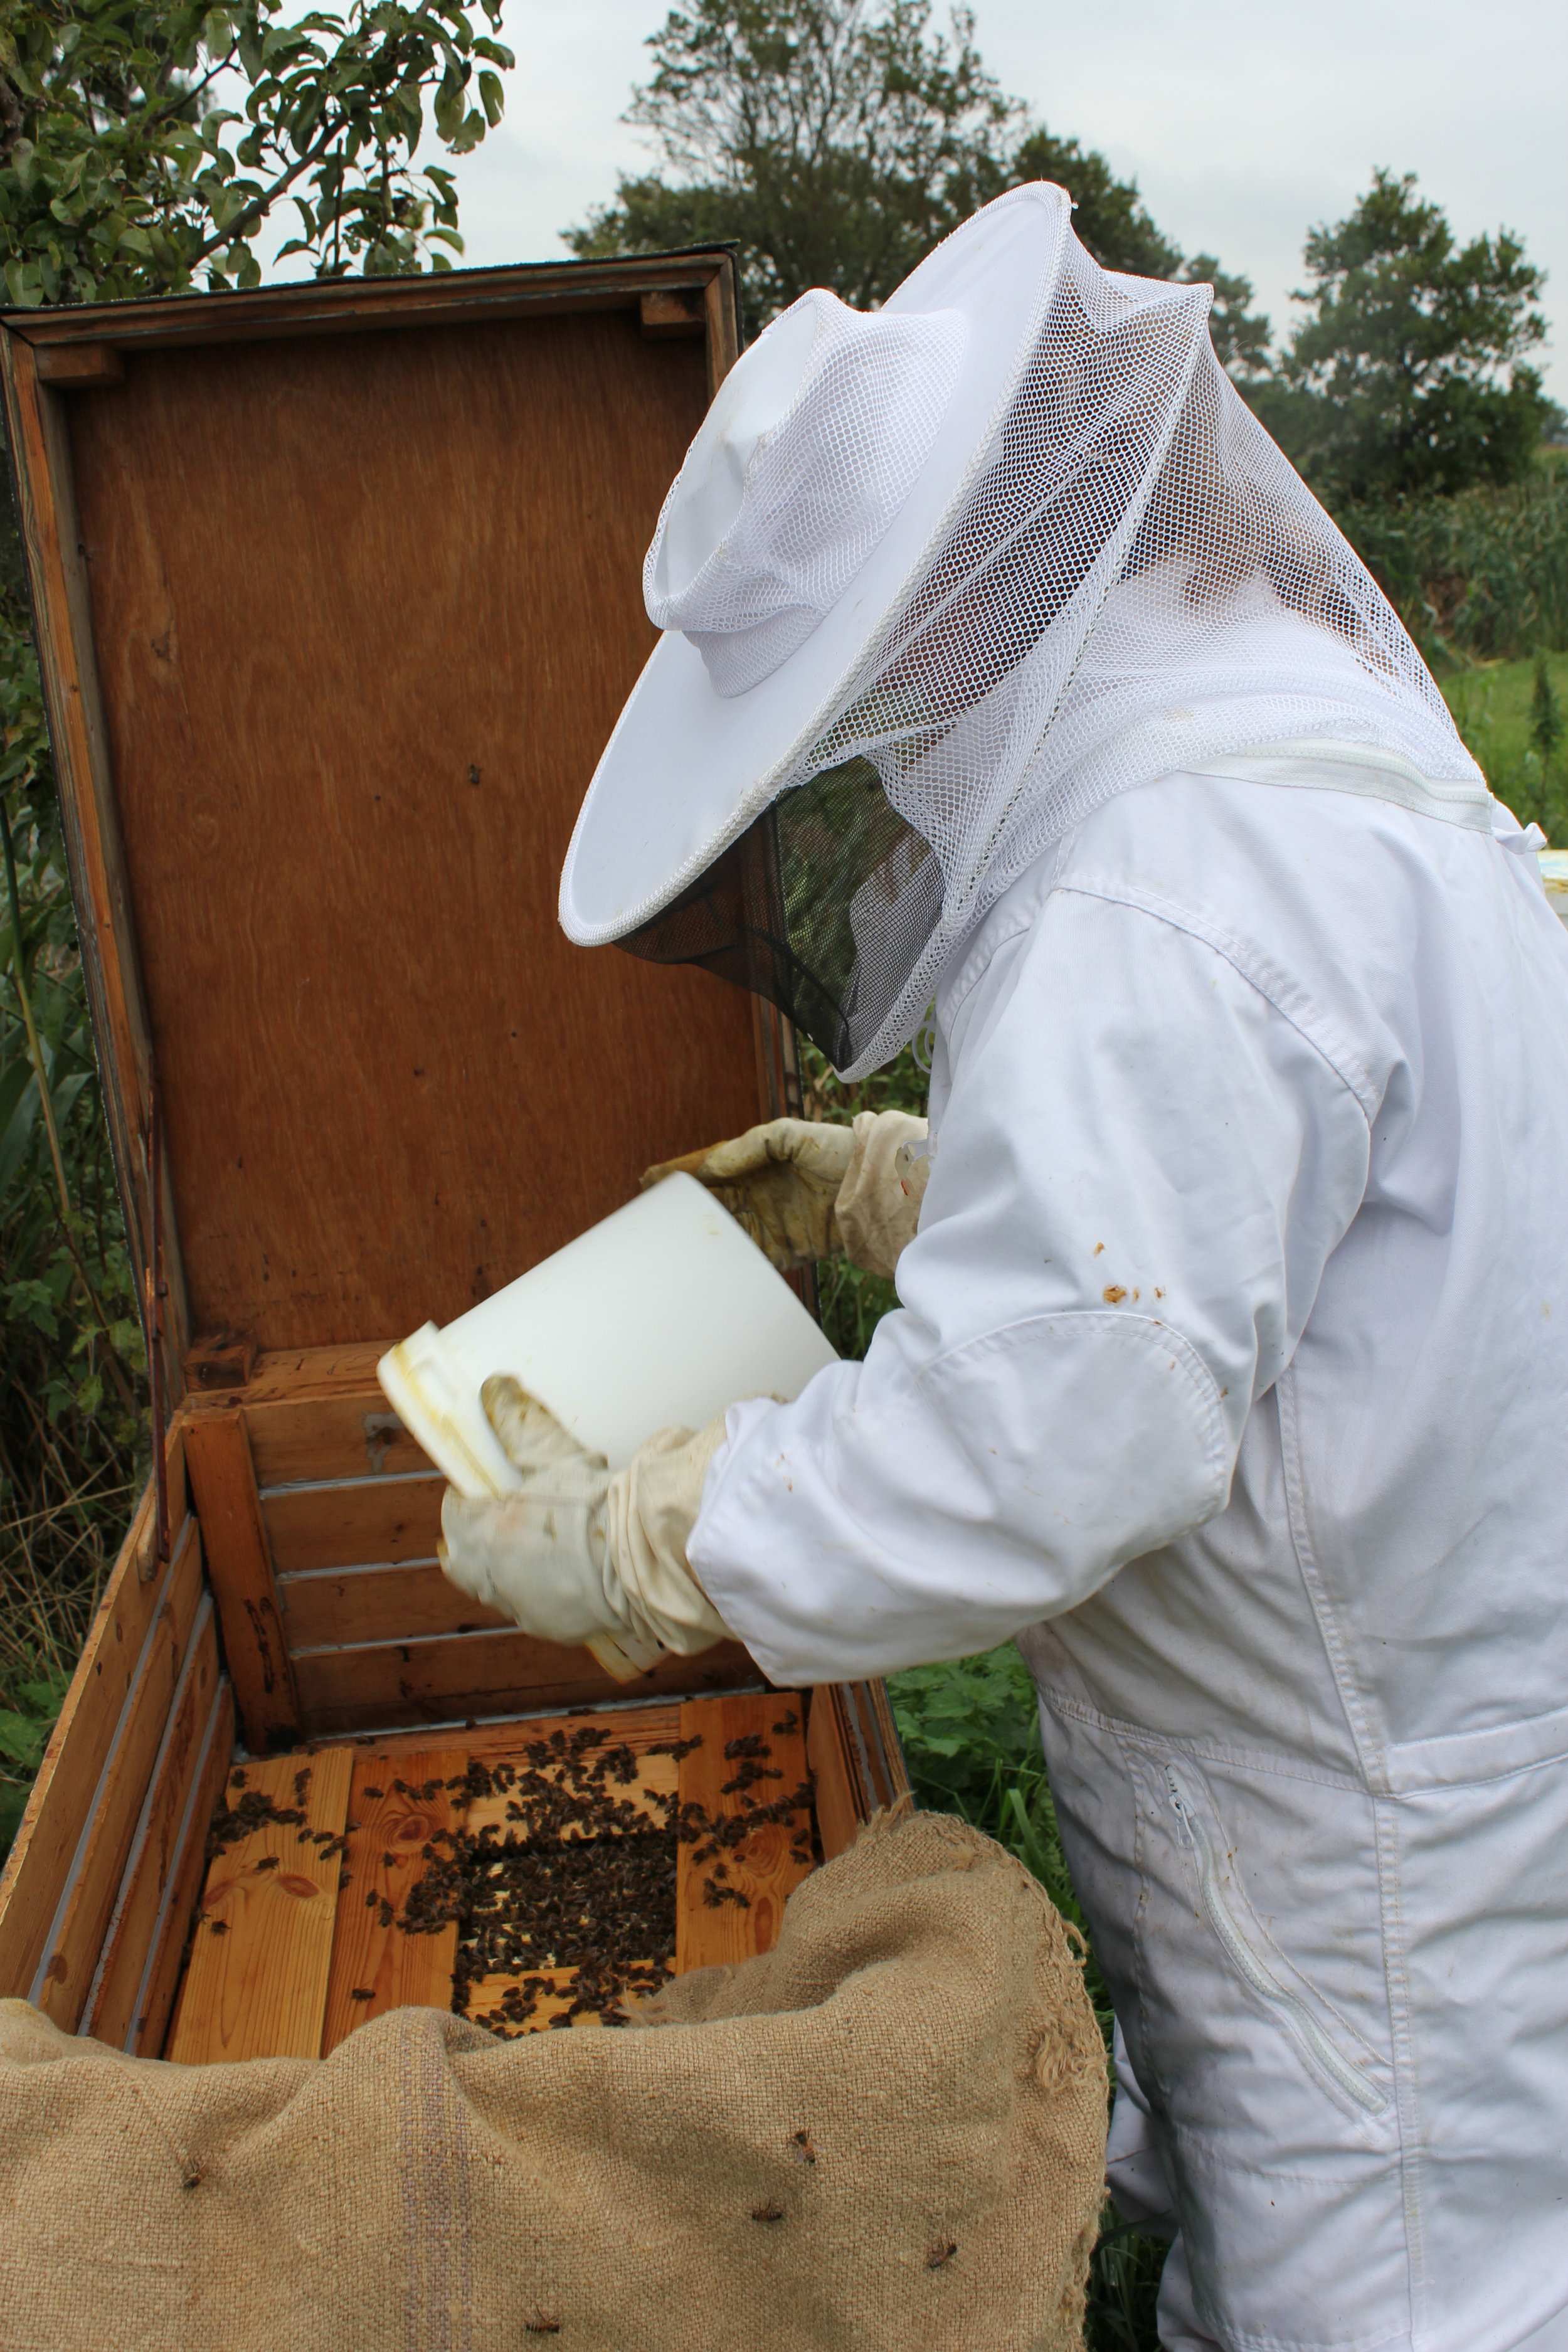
[438,1377,731,1660]
[643,1108,930,1279]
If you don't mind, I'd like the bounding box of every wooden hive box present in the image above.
[0,253,908,2061]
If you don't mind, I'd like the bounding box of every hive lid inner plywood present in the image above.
[1,257,760,1366]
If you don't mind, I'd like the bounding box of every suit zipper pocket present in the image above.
[1163,1762,1387,2117]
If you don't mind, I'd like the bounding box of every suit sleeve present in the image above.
[689,880,1372,1685]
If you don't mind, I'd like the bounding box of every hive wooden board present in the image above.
[320,1749,467,2054]
[165,1693,823,2062]
[166,1748,354,2063]
[0,255,913,2053]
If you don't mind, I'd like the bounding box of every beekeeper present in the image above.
[442,185,1568,2352]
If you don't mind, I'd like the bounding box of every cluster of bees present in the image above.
[386,1717,816,2032]
[206,1716,818,2030]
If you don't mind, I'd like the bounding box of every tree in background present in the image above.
[0,0,513,297]
[0,0,514,1852]
[1009,126,1268,375]
[1251,168,1555,504]
[566,0,1268,369]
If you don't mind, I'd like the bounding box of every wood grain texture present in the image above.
[279,1558,511,1650]
[262,1473,443,1576]
[0,1467,192,2003]
[34,341,124,388]
[0,336,191,1378]
[165,1745,352,2062]
[7,251,738,356]
[251,1397,430,1486]
[292,1629,758,1739]
[129,1676,235,2056]
[805,1684,862,1865]
[320,1748,465,2054]
[183,1408,300,1751]
[675,1692,812,1974]
[82,1599,220,2043]
[29,1522,206,2026]
[184,1349,429,1481]
[302,1697,688,1761]
[61,302,760,1353]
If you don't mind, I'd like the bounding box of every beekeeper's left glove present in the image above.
[438,1375,731,1658]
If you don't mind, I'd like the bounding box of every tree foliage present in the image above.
[0,0,513,300]
[1251,169,1555,502]
[566,0,1267,369]
[568,0,1019,332]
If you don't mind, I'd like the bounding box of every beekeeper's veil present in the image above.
[559,183,1486,1078]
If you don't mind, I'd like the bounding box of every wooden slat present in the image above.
[262,1473,443,1575]
[703,267,741,401]
[0,332,191,1376]
[183,1408,300,1751]
[82,1600,221,2043]
[30,1520,206,2023]
[34,341,125,389]
[320,1749,467,2054]
[183,1350,431,1481]
[248,1392,430,1486]
[164,1747,353,2062]
[304,1698,685,1761]
[6,250,738,356]
[0,1464,192,2004]
[292,1629,758,1739]
[806,1685,863,1865]
[128,1678,235,2055]
[279,1559,511,1650]
[676,1692,812,1974]
[216,1343,395,1405]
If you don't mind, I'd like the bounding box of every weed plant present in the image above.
[0,598,146,1862]
[1343,464,1568,670]
[1440,649,1568,841]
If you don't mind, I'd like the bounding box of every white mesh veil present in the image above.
[622,213,1486,1079]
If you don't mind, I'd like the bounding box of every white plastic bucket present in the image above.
[378,1173,839,1681]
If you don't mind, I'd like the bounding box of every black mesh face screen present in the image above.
[616,758,940,1073]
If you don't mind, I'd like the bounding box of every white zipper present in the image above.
[1163,1763,1387,2117]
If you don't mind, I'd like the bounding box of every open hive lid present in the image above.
[0,252,782,1395]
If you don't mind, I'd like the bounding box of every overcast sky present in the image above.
[443,0,1568,399]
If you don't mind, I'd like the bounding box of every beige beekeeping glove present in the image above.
[835,1110,931,1279]
[642,1118,856,1272]
[644,1108,931,1276]
[438,1376,731,1660]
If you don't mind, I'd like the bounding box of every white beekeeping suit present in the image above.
[440,185,1568,2350]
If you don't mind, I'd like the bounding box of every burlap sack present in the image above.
[0,1809,1106,2351]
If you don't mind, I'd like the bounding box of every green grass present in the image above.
[1439,650,1568,842]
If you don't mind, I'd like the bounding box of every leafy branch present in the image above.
[0,0,515,301]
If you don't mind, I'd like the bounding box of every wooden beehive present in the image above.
[0,253,908,2059]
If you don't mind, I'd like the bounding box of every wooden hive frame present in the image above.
[0,252,909,2057]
